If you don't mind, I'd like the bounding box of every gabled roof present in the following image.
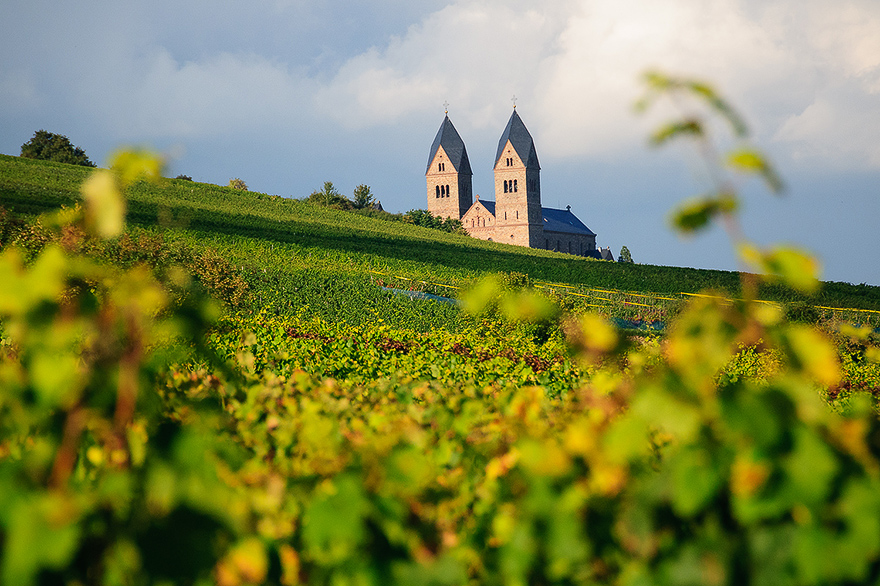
[426,115,472,175]
[495,109,540,170]
[542,206,595,236]
[474,199,495,216]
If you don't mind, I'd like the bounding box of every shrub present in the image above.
[308,181,351,209]
[228,178,248,191]
[20,130,96,167]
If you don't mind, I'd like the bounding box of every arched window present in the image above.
[446,185,450,197]
[516,210,519,220]
[513,179,518,192]
[435,185,440,198]
[471,219,474,227]
[503,180,508,193]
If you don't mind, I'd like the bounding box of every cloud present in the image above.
[314,0,880,169]
[5,0,879,172]
[313,1,576,129]
[81,49,316,140]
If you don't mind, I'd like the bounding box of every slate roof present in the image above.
[542,207,595,236]
[474,200,495,215]
[467,202,595,237]
[426,115,472,175]
[495,110,540,170]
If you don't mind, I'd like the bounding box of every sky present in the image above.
[2,0,879,285]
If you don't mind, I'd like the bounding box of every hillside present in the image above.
[2,153,879,325]
[5,154,880,585]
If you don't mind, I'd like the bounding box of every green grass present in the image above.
[2,153,879,323]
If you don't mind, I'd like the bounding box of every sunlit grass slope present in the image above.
[2,153,879,317]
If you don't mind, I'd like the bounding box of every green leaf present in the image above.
[670,195,737,234]
[650,119,703,145]
[727,148,784,193]
[739,244,821,294]
[81,169,125,238]
[783,324,841,388]
[669,447,722,516]
[302,474,369,562]
[784,427,838,505]
[109,148,164,187]
[671,198,716,233]
[30,350,80,408]
[2,496,82,586]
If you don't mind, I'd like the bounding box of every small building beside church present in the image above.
[426,108,599,256]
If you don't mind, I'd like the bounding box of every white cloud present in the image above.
[313,1,576,129]
[313,0,880,169]
[6,0,879,171]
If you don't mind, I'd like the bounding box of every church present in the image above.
[426,107,601,257]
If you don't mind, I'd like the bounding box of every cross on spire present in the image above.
[511,94,517,109]
[443,100,449,114]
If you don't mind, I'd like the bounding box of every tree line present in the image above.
[307,180,466,235]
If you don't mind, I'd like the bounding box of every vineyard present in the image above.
[2,129,880,586]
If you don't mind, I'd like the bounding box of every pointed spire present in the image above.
[495,109,540,170]
[426,114,472,176]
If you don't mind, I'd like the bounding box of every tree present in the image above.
[403,209,467,234]
[440,216,468,235]
[20,130,96,167]
[352,184,375,209]
[228,178,248,190]
[403,209,442,230]
[309,181,351,209]
[619,245,633,263]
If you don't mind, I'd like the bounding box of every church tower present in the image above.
[426,114,473,220]
[493,108,543,248]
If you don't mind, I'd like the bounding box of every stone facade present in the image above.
[492,137,543,248]
[426,109,598,256]
[425,116,473,221]
[460,199,496,240]
[543,230,595,255]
